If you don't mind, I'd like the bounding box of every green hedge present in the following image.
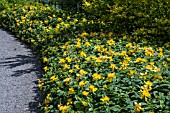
[0,0,10,11]
[81,0,170,41]
[0,1,170,113]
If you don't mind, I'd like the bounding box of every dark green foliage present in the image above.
[82,0,170,41]
[0,0,10,11]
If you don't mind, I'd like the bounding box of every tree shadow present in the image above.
[0,55,40,77]
[0,54,44,113]
[0,28,44,112]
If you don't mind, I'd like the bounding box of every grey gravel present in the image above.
[0,28,43,113]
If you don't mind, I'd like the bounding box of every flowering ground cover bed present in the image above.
[0,1,170,113]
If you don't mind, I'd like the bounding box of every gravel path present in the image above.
[0,28,43,113]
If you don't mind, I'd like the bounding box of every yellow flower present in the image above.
[100,96,110,104]
[149,112,154,113]
[126,43,132,48]
[90,32,97,37]
[67,16,70,20]
[74,64,80,70]
[92,73,102,81]
[43,66,48,72]
[82,18,87,23]
[145,81,153,87]
[91,56,97,59]
[145,48,154,57]
[162,62,167,67]
[128,49,135,54]
[135,58,147,63]
[80,51,86,57]
[95,58,102,63]
[70,21,74,25]
[74,18,78,22]
[76,74,81,80]
[158,52,163,58]
[28,27,32,31]
[82,91,89,96]
[68,88,74,94]
[103,84,107,88]
[21,37,25,41]
[94,45,101,51]
[80,31,88,37]
[84,42,91,46]
[50,75,58,82]
[158,48,163,53]
[150,62,154,65]
[107,73,116,82]
[16,23,20,26]
[69,69,74,73]
[31,39,35,43]
[75,41,81,48]
[85,56,91,61]
[140,86,151,101]
[55,28,60,34]
[44,106,48,111]
[44,20,48,24]
[44,93,51,104]
[107,39,115,45]
[49,35,53,38]
[109,64,117,70]
[63,64,70,69]
[63,51,68,56]
[64,77,71,84]
[167,58,170,62]
[89,85,98,92]
[43,57,48,62]
[60,22,65,25]
[153,75,163,80]
[79,81,86,88]
[141,58,147,62]
[153,66,161,72]
[66,57,72,62]
[59,58,65,63]
[142,81,153,92]
[83,0,91,7]
[121,50,127,56]
[79,69,88,75]
[67,98,73,105]
[134,102,144,112]
[129,70,136,75]
[38,83,44,90]
[135,58,141,63]
[108,32,113,37]
[145,65,153,71]
[64,23,70,28]
[58,104,70,113]
[44,98,50,104]
[2,14,6,17]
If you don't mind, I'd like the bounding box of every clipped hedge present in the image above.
[0,1,170,113]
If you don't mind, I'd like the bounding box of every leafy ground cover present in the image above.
[0,1,170,113]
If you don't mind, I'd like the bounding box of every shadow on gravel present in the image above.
[29,86,44,113]
[0,55,39,77]
[0,28,44,113]
[0,54,44,113]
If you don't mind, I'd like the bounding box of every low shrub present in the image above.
[40,36,170,112]
[0,1,170,113]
